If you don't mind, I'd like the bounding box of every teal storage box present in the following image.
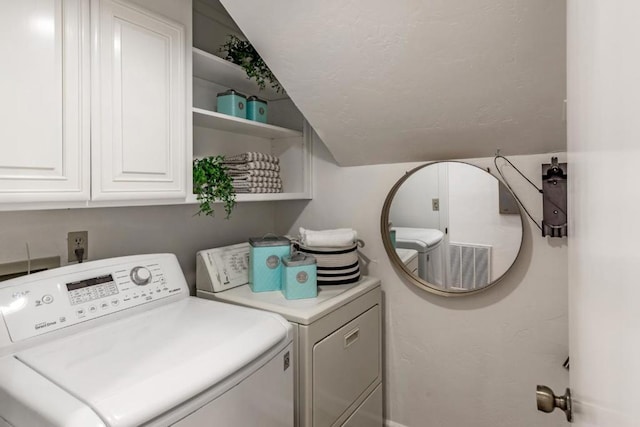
[217,89,246,118]
[247,96,268,123]
[249,235,290,292]
[281,254,317,300]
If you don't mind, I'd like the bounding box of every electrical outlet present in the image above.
[432,198,440,211]
[67,231,88,262]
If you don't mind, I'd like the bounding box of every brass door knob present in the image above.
[536,385,572,422]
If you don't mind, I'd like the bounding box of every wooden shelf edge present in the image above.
[193,108,302,139]
[187,193,311,204]
[236,192,312,202]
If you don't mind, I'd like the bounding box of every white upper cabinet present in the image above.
[91,0,187,200]
[0,0,90,203]
[0,0,190,209]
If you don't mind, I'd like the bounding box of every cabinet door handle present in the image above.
[344,327,360,348]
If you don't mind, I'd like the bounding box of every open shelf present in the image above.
[192,47,312,204]
[193,108,302,139]
[187,192,312,205]
[193,47,287,101]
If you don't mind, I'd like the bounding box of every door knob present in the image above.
[536,385,572,422]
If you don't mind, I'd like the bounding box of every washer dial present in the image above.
[130,266,152,286]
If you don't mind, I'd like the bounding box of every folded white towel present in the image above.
[299,227,358,248]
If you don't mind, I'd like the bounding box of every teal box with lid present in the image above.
[217,89,246,118]
[281,254,317,300]
[249,235,290,292]
[247,96,268,123]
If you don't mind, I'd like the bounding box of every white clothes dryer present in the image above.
[0,254,293,427]
[196,244,383,427]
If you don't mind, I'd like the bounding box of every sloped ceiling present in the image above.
[220,0,566,166]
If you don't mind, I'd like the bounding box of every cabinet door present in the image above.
[0,0,90,203]
[92,0,186,200]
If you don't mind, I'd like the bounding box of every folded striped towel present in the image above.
[224,152,280,164]
[228,169,280,178]
[235,187,283,194]
[233,181,282,190]
[232,176,283,185]
[225,161,281,172]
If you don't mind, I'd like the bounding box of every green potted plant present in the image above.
[221,35,285,94]
[193,156,237,218]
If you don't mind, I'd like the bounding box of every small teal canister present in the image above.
[281,253,317,300]
[246,96,268,123]
[217,89,246,118]
[249,235,290,292]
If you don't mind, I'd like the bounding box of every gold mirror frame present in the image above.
[380,161,525,297]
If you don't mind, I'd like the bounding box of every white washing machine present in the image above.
[0,254,293,427]
[393,227,444,285]
[196,244,383,427]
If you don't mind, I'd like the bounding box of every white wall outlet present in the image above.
[67,231,88,262]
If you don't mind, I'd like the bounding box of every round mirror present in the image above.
[381,161,524,296]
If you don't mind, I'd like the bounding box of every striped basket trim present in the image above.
[318,273,361,286]
[295,243,360,286]
[296,245,357,255]
[318,265,360,278]
[317,261,359,271]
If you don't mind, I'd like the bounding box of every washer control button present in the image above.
[42,294,54,304]
[111,299,120,307]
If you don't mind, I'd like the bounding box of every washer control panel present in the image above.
[0,255,184,343]
[67,274,119,306]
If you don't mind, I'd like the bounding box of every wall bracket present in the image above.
[541,157,567,237]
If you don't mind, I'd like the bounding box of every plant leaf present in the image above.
[193,155,237,218]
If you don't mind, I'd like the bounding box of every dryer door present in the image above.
[312,305,381,426]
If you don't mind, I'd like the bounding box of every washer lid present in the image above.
[15,298,291,427]
[393,227,444,249]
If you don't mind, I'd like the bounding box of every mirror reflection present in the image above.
[385,162,523,294]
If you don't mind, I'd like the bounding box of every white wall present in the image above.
[276,139,568,427]
[0,203,276,294]
[193,0,244,57]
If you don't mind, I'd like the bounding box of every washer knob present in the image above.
[130,266,152,286]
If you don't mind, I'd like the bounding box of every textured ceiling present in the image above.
[220,0,566,166]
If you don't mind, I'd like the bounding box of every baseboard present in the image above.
[385,420,409,427]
